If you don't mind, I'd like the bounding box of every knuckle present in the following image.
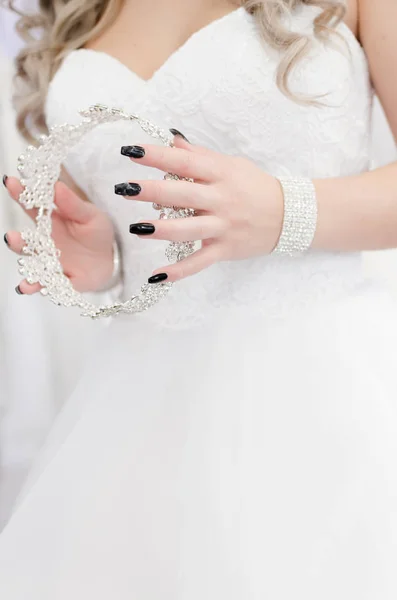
[197,224,207,240]
[233,156,250,169]
[216,218,228,237]
[212,244,226,262]
[157,147,168,163]
[179,152,194,173]
[210,185,224,206]
[227,157,251,182]
[206,157,221,179]
[172,263,186,280]
[150,181,163,204]
[156,223,170,240]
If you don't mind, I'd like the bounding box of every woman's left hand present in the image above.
[117,135,284,283]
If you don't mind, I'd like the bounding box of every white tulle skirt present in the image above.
[0,271,397,600]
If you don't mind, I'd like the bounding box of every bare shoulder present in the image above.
[344,0,359,37]
[356,0,397,140]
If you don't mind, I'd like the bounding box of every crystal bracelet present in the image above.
[97,238,123,293]
[272,177,318,256]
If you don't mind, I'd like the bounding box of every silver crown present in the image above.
[16,105,195,319]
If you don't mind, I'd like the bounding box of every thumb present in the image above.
[54,181,96,224]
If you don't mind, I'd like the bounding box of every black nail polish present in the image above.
[148,273,168,284]
[121,146,146,159]
[129,223,155,236]
[169,129,190,143]
[114,183,142,197]
[2,175,8,188]
[4,233,10,247]
[15,285,24,295]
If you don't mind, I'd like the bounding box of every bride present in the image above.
[1,0,397,597]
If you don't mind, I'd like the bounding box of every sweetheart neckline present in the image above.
[58,8,365,95]
[70,7,246,85]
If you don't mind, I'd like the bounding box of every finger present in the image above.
[4,231,24,254]
[130,216,225,242]
[54,181,97,224]
[5,177,95,225]
[116,179,218,211]
[121,144,223,182]
[169,129,191,146]
[15,280,42,296]
[5,176,24,199]
[170,130,214,156]
[4,176,38,221]
[149,244,222,283]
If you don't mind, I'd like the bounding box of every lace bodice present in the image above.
[46,6,373,328]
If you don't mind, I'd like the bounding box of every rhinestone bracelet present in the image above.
[16,105,195,320]
[272,177,318,256]
[97,238,123,293]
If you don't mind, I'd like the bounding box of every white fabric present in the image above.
[0,51,100,528]
[365,98,397,293]
[0,2,101,526]
[0,52,55,527]
[1,7,397,598]
[371,97,397,169]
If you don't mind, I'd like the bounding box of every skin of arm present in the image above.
[312,0,397,252]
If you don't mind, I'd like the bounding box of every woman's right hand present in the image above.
[3,176,116,295]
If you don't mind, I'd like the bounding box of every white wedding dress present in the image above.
[1,6,397,599]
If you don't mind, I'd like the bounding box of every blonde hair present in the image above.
[6,0,346,143]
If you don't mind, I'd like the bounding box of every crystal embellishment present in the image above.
[16,105,195,319]
[272,177,318,256]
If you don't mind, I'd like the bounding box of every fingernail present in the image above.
[130,223,155,236]
[169,129,190,143]
[2,175,8,188]
[114,183,142,197]
[148,273,168,284]
[4,233,10,247]
[121,146,146,159]
[15,285,24,295]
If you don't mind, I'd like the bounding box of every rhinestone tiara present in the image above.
[16,104,195,319]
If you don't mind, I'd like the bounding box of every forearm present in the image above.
[313,161,397,252]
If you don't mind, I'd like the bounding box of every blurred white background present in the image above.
[0,2,396,528]
[0,2,101,528]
